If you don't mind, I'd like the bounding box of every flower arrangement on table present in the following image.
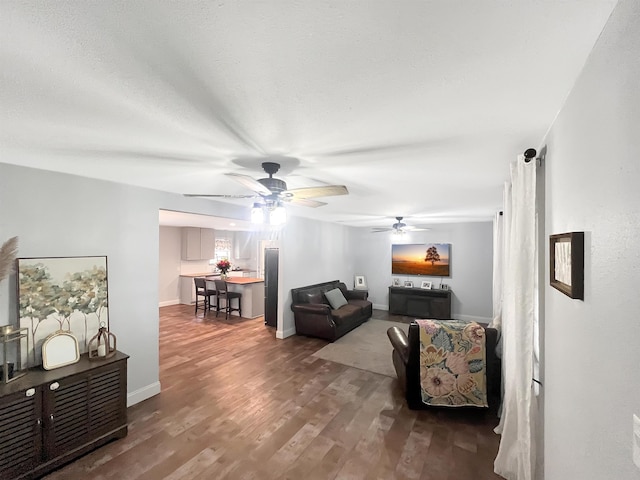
[216,259,231,275]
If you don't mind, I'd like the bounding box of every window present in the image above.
[213,237,232,264]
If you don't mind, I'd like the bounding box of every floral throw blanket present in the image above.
[415,319,488,407]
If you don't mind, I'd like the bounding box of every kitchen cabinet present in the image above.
[180,276,196,304]
[179,275,219,304]
[0,352,128,480]
[228,270,257,278]
[233,231,253,260]
[181,227,215,260]
[225,279,265,318]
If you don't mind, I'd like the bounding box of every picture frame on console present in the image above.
[420,280,432,289]
[392,277,401,287]
[403,281,414,288]
[354,275,367,290]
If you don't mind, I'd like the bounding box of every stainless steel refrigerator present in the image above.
[264,248,279,327]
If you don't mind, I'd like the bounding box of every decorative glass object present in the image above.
[0,325,29,383]
[88,322,116,360]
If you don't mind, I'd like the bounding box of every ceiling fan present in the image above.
[371,216,430,234]
[184,161,348,208]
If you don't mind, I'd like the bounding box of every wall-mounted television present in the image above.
[392,243,451,276]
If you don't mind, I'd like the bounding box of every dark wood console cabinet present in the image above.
[388,286,452,319]
[0,351,128,480]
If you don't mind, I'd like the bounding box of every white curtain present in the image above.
[491,210,504,330]
[494,155,538,480]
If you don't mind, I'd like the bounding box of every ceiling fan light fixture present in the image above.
[251,203,265,224]
[269,203,287,226]
[251,201,287,225]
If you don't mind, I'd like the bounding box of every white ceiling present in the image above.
[0,1,616,229]
[159,209,252,231]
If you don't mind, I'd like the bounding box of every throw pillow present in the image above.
[324,288,348,310]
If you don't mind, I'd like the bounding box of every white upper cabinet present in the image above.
[200,228,215,259]
[233,231,253,259]
[181,227,215,260]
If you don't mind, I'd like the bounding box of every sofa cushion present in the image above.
[330,304,361,326]
[303,291,325,304]
[324,288,348,310]
[347,299,373,317]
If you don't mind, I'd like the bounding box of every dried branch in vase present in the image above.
[0,236,18,282]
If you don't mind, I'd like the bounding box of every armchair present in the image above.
[387,321,501,409]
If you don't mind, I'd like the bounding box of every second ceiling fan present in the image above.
[371,216,430,234]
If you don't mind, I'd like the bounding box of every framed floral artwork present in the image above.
[17,256,109,366]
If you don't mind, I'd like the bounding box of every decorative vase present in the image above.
[220,273,228,280]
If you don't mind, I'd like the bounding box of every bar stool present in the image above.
[194,277,216,314]
[213,279,242,319]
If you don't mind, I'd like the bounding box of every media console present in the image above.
[388,286,451,319]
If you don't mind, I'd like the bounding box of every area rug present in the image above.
[311,319,408,377]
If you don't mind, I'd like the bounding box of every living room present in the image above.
[1,1,639,479]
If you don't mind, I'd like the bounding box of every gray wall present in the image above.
[542,1,640,478]
[352,221,493,321]
[279,216,354,338]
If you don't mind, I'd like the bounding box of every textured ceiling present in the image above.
[0,1,616,228]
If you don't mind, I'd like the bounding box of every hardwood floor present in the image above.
[44,305,504,480]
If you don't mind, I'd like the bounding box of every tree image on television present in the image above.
[391,243,450,276]
[425,246,441,265]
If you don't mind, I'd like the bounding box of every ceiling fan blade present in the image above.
[371,227,393,233]
[285,185,348,200]
[226,173,273,195]
[183,194,258,198]
[286,197,327,208]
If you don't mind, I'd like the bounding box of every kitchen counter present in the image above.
[179,272,220,278]
[206,277,264,319]
[225,277,263,285]
[179,275,265,318]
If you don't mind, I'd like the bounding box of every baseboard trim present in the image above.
[127,381,161,407]
[276,327,296,339]
[372,303,388,311]
[159,299,179,307]
[454,314,492,323]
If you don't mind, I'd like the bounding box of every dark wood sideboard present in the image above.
[0,351,128,480]
[388,286,452,319]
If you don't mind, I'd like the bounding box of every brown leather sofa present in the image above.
[387,322,501,410]
[291,280,373,341]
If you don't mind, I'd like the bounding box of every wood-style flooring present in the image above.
[44,305,504,480]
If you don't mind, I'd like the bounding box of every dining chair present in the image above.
[213,279,242,319]
[194,277,216,314]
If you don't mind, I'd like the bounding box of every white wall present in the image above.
[278,216,354,338]
[158,226,181,306]
[542,1,640,478]
[0,162,250,406]
[352,221,494,321]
